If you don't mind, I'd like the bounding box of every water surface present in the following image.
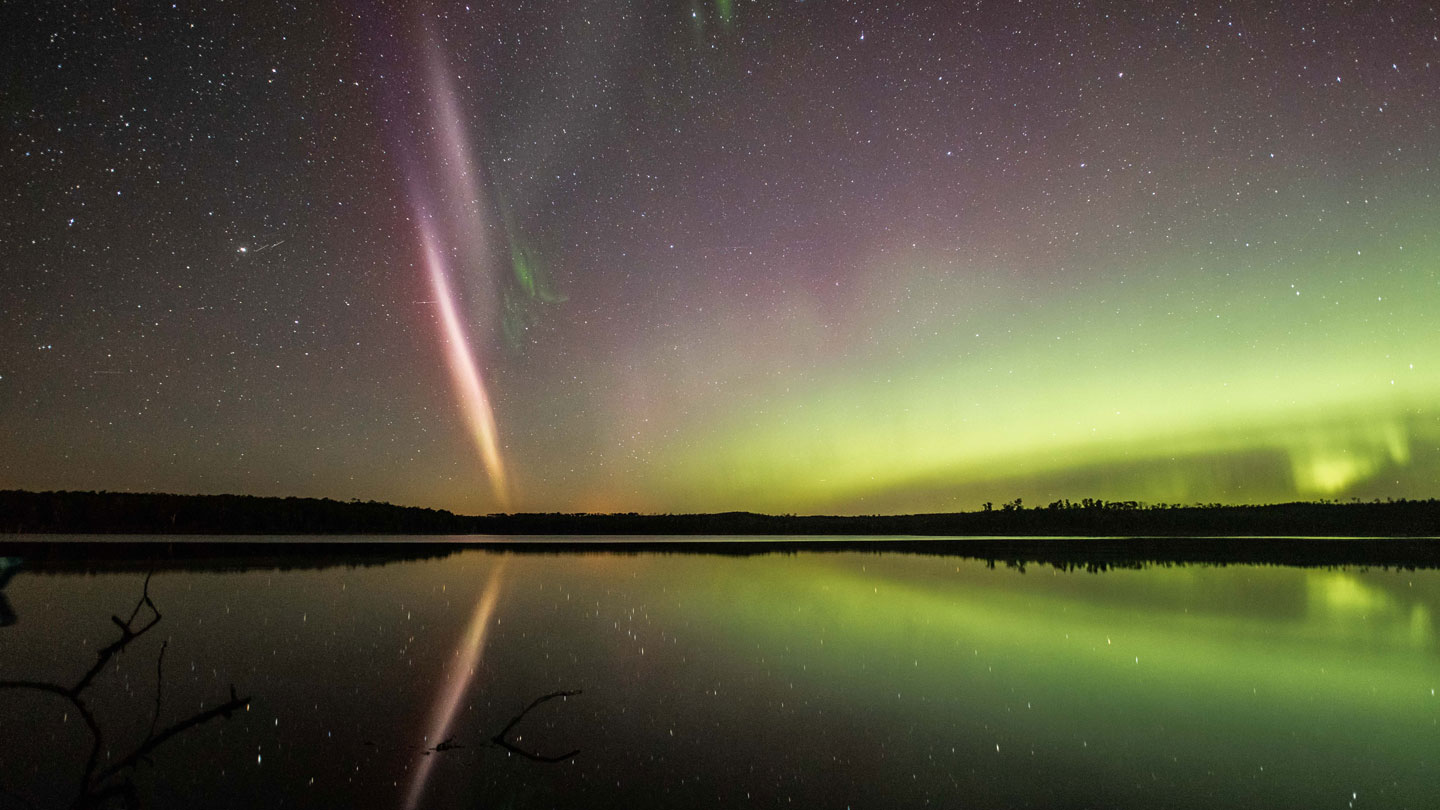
[1,543,1436,808]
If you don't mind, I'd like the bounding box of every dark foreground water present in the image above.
[1,542,1437,809]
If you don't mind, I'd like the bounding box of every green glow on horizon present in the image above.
[576,195,1440,514]
[13,1,1440,519]
[645,382,1434,511]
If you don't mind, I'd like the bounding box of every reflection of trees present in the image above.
[0,557,19,627]
[0,574,249,809]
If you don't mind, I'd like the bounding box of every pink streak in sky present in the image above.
[404,561,508,810]
[417,215,510,506]
[400,30,511,507]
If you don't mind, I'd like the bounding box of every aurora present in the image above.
[1,0,1436,514]
[398,32,512,507]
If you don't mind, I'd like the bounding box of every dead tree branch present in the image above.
[0,573,249,809]
[489,690,583,763]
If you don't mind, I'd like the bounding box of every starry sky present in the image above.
[2,0,1437,516]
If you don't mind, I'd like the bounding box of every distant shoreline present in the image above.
[3,489,1438,539]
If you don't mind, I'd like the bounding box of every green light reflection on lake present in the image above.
[1,547,1437,809]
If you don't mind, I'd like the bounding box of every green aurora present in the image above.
[571,190,1439,514]
[5,0,1438,515]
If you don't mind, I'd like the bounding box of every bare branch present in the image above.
[0,573,245,808]
[423,737,464,755]
[148,640,167,739]
[490,690,582,763]
[0,680,104,804]
[96,688,251,783]
[74,573,162,696]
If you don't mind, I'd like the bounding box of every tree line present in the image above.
[2,489,1437,537]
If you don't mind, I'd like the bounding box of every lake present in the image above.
[1,541,1436,808]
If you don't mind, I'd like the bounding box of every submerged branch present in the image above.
[0,573,248,808]
[75,573,161,695]
[96,687,251,783]
[148,640,168,739]
[490,690,582,763]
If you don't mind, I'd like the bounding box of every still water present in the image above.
[1,544,1437,809]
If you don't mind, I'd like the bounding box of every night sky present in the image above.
[3,1,1437,515]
